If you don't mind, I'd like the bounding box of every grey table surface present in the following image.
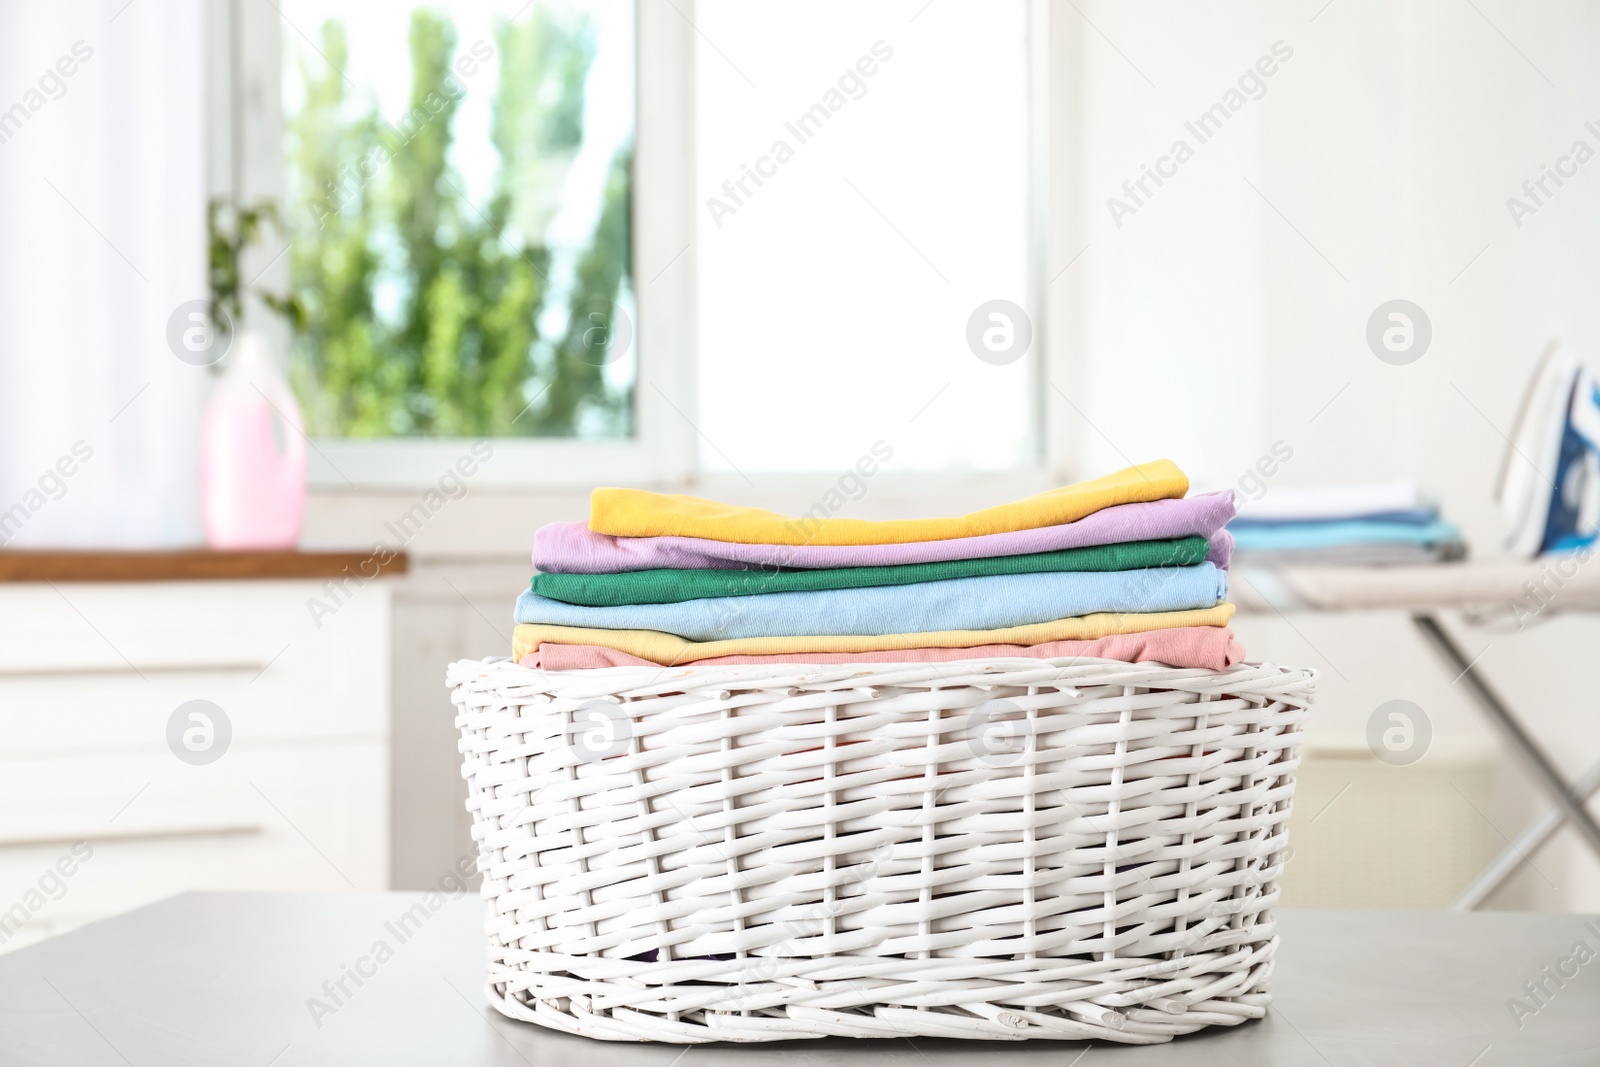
[1,894,1596,1066]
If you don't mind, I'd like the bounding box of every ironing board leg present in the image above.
[1411,613,1600,887]
[1451,755,1600,910]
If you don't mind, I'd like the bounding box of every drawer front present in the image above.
[0,580,391,748]
[0,740,387,951]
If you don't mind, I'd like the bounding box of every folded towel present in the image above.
[521,625,1246,671]
[531,536,1211,607]
[514,564,1228,641]
[588,459,1188,546]
[535,491,1235,574]
[511,603,1238,664]
[1231,519,1460,552]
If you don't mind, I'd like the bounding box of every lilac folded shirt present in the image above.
[534,491,1237,574]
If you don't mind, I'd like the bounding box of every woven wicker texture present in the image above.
[449,656,1314,1043]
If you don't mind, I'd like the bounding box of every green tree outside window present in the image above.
[283,5,634,438]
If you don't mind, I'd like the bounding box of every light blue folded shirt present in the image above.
[512,564,1228,641]
[1230,520,1460,552]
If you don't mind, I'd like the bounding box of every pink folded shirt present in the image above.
[520,626,1246,672]
[534,491,1237,574]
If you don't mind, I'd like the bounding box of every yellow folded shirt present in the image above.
[512,603,1235,665]
[589,459,1189,546]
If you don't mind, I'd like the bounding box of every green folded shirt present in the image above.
[530,536,1210,607]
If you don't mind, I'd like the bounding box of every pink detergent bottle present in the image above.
[201,332,308,550]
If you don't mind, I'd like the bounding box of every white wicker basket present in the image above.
[449,656,1314,1044]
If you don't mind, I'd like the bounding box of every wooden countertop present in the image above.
[0,548,409,582]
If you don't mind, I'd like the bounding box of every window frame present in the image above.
[217,0,1077,491]
[217,0,696,489]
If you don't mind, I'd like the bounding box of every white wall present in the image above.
[1065,0,1600,548]
[1062,0,1600,911]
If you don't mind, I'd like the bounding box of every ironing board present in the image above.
[1232,559,1600,909]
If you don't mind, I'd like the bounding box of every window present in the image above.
[694,1,1039,473]
[280,0,636,440]
[224,1,1045,488]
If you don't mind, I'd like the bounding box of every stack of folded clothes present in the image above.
[1228,481,1466,565]
[514,459,1246,671]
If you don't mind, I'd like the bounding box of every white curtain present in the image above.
[0,0,207,548]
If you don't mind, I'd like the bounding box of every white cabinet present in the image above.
[0,576,392,952]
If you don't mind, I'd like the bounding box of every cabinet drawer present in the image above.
[0,581,390,748]
[0,740,387,951]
